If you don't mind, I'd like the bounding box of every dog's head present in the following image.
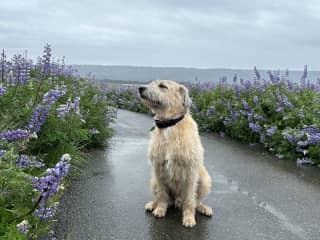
[138,80,191,118]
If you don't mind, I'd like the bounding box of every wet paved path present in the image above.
[55,110,320,240]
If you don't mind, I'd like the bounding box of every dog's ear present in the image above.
[179,85,191,110]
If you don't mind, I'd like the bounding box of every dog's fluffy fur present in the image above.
[139,80,212,227]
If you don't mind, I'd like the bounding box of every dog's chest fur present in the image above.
[148,127,197,189]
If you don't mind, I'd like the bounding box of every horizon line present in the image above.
[70,64,320,72]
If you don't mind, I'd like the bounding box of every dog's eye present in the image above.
[159,83,168,89]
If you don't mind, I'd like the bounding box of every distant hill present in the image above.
[73,65,320,83]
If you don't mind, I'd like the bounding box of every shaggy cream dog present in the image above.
[138,80,212,228]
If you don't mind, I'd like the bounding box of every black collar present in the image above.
[155,114,185,129]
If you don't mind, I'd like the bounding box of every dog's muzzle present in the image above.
[138,87,162,107]
[138,86,146,95]
[138,86,148,100]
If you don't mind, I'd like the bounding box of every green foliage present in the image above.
[111,82,320,165]
[192,83,320,164]
[105,86,149,113]
[0,76,114,239]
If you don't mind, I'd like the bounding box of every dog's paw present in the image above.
[152,207,166,218]
[145,201,156,211]
[196,203,213,217]
[182,216,196,228]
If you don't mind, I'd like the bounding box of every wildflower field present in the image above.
[108,67,320,166]
[1,44,319,239]
[0,45,115,239]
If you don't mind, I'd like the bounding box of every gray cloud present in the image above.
[0,0,320,69]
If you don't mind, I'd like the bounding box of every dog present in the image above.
[138,80,212,228]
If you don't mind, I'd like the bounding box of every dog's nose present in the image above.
[138,86,146,94]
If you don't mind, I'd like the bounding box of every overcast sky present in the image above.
[1,0,320,69]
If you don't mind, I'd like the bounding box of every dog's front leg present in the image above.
[150,169,170,218]
[182,176,198,227]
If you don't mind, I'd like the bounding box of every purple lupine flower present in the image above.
[105,112,112,122]
[287,79,294,90]
[269,70,280,85]
[12,54,23,85]
[39,44,52,75]
[233,74,237,83]
[266,126,277,136]
[254,114,265,122]
[276,106,284,113]
[16,220,30,235]
[0,149,5,156]
[28,105,50,132]
[282,131,303,144]
[247,113,253,121]
[74,96,80,112]
[0,86,7,96]
[56,97,80,118]
[105,107,116,123]
[244,80,252,90]
[42,88,66,104]
[219,76,227,84]
[0,129,30,142]
[254,66,261,80]
[11,54,32,85]
[297,134,320,146]
[16,155,31,168]
[301,126,320,135]
[268,70,274,83]
[56,103,71,118]
[300,65,307,87]
[32,175,59,201]
[242,99,249,110]
[249,122,262,132]
[32,154,71,220]
[234,85,240,97]
[0,50,6,79]
[16,155,45,168]
[32,156,70,200]
[27,105,42,131]
[28,88,66,131]
[253,95,259,105]
[32,161,45,168]
[207,106,215,116]
[281,95,294,109]
[35,206,56,220]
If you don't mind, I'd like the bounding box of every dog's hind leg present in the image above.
[196,203,213,216]
[196,165,213,217]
